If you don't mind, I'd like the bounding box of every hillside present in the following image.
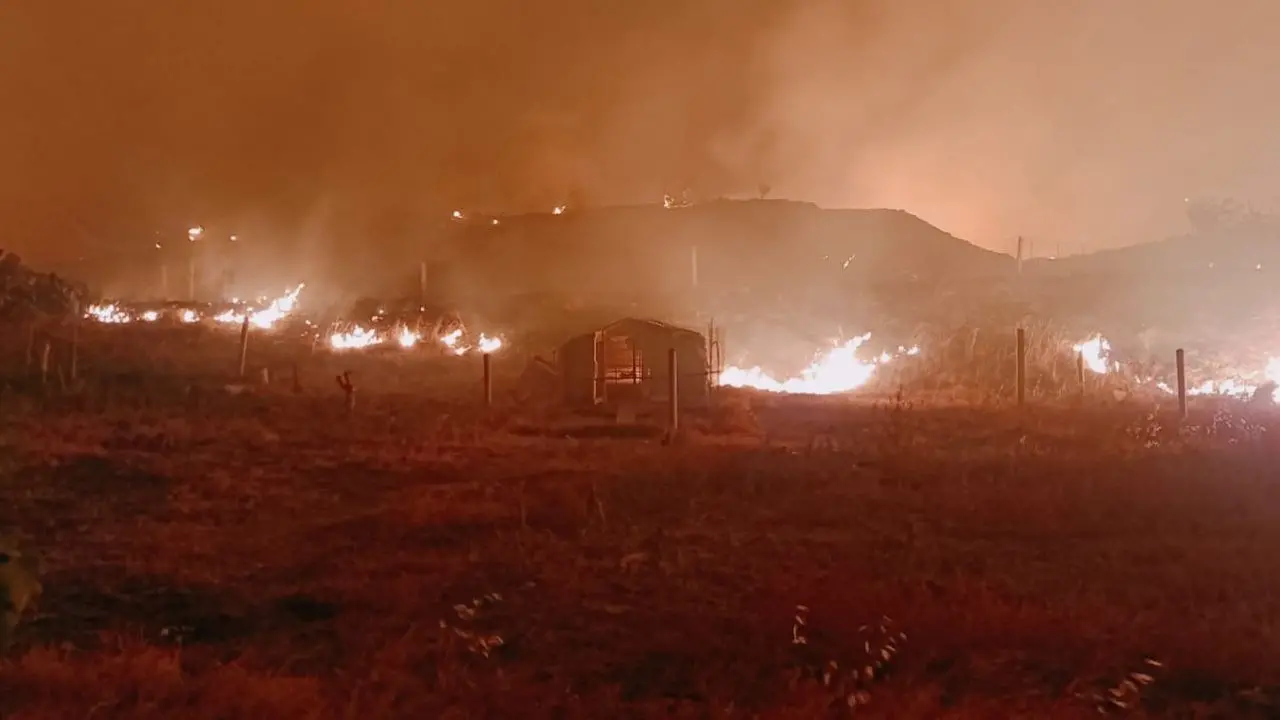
[430,200,1013,308]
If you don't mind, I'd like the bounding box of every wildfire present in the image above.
[1073,333,1280,403]
[180,309,199,323]
[213,283,305,329]
[248,283,304,329]
[440,329,465,355]
[140,310,160,322]
[86,304,131,324]
[327,323,503,355]
[396,326,420,348]
[1074,335,1112,374]
[329,325,380,350]
[720,334,918,395]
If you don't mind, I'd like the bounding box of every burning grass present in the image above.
[2,340,1280,717]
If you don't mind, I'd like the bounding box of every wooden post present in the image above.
[1016,236,1024,275]
[1076,350,1085,397]
[1015,327,1026,406]
[482,352,493,407]
[40,340,51,386]
[1176,348,1187,419]
[667,347,679,431]
[336,371,355,412]
[237,316,250,377]
[70,312,80,383]
[690,245,699,289]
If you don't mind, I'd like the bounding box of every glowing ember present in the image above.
[86,304,131,324]
[247,283,305,329]
[552,205,566,215]
[330,325,381,350]
[440,328,466,355]
[180,309,199,323]
[396,326,420,348]
[212,284,304,329]
[720,333,911,394]
[213,309,245,325]
[1074,335,1112,373]
[140,310,160,322]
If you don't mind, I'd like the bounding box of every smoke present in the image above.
[712,0,1280,250]
[5,0,1280,270]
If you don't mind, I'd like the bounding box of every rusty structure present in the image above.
[558,317,711,409]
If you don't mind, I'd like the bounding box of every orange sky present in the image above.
[3,0,1278,259]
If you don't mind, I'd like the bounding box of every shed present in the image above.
[559,318,710,408]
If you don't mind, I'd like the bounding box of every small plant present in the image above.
[0,544,43,654]
[789,604,907,712]
[439,592,505,659]
[335,371,356,412]
[1085,657,1164,714]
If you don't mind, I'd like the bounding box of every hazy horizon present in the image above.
[4,0,1279,265]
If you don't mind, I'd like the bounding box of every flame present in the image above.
[440,328,466,355]
[1074,335,1112,373]
[86,304,131,324]
[214,309,245,324]
[330,325,381,350]
[396,326,420,348]
[140,310,160,322]
[248,283,304,329]
[180,309,199,323]
[552,205,566,215]
[720,333,912,394]
[212,284,304,329]
[437,328,503,355]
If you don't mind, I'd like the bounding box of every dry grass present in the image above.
[2,331,1280,717]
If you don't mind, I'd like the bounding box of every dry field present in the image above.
[2,328,1280,718]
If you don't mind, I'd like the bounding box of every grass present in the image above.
[2,328,1280,717]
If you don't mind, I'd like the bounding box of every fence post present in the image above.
[237,316,250,377]
[70,299,80,383]
[1015,327,1026,406]
[1175,348,1187,419]
[667,347,679,432]
[40,340,51,387]
[482,352,493,407]
[1076,350,1085,398]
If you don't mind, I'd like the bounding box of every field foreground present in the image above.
[2,389,1280,718]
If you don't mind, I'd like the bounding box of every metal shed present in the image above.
[558,317,710,408]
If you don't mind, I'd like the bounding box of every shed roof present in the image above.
[561,316,706,344]
[599,317,703,336]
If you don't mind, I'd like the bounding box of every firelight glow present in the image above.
[1074,335,1112,374]
[719,333,916,394]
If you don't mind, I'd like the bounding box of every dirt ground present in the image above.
[2,336,1280,717]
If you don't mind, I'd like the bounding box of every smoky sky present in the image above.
[3,0,1280,261]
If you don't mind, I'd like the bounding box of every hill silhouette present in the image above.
[432,200,1012,309]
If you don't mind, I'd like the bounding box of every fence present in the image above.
[4,317,1232,433]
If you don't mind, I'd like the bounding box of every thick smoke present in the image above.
[731,0,1280,250]
[3,0,1280,272]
